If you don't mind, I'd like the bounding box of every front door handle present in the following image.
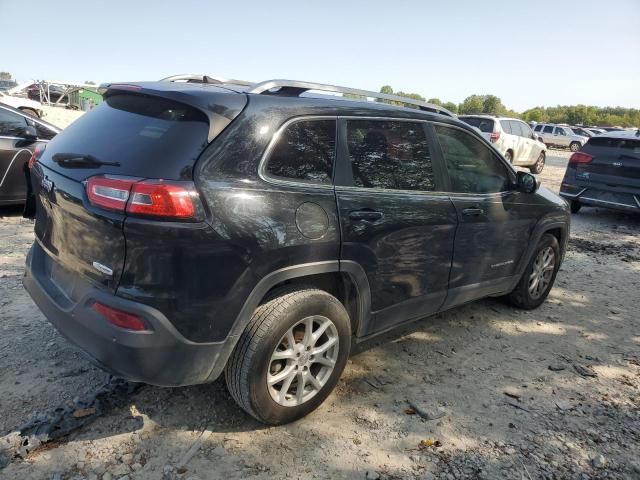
[349,209,384,221]
[462,207,484,216]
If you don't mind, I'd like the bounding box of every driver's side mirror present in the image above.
[19,125,38,141]
[517,171,540,194]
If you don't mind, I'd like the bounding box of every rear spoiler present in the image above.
[98,82,247,142]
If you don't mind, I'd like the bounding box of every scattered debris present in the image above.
[407,400,447,421]
[0,376,142,466]
[365,470,380,480]
[548,364,566,371]
[592,454,607,469]
[573,363,597,378]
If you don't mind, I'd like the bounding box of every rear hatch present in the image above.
[577,135,640,189]
[458,116,496,142]
[31,86,246,295]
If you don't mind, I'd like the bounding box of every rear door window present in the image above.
[534,125,543,132]
[264,119,336,185]
[543,125,554,134]
[500,120,512,134]
[345,119,435,191]
[508,121,523,136]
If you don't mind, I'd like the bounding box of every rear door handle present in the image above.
[462,207,484,216]
[348,209,384,221]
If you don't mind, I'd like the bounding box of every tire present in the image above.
[504,150,513,163]
[506,234,561,310]
[529,151,545,174]
[569,142,580,152]
[225,287,351,425]
[19,108,39,118]
[570,201,582,214]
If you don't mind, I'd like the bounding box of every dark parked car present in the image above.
[0,104,59,206]
[569,126,595,138]
[24,77,570,425]
[560,130,640,214]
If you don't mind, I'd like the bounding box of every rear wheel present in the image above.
[225,287,351,425]
[569,141,581,152]
[504,150,513,163]
[507,234,560,310]
[19,107,39,118]
[570,201,582,214]
[529,151,545,174]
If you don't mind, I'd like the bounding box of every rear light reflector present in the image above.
[92,302,147,331]
[490,131,501,143]
[87,177,136,212]
[128,181,196,219]
[569,152,593,166]
[28,145,46,169]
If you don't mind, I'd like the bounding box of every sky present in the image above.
[2,0,639,112]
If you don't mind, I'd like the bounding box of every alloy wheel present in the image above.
[267,315,339,407]
[528,246,555,299]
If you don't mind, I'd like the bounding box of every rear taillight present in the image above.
[28,145,46,169]
[92,302,147,331]
[569,152,593,166]
[128,181,196,219]
[86,176,135,212]
[490,131,501,143]
[86,175,202,220]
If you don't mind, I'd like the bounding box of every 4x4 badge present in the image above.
[613,161,623,167]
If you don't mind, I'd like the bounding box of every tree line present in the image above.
[375,86,640,128]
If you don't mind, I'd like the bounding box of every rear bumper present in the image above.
[23,242,231,386]
[560,185,640,213]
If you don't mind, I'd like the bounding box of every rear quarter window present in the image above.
[264,119,336,185]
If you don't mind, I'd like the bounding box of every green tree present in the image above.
[427,98,443,106]
[0,72,12,81]
[482,95,504,114]
[442,102,458,114]
[459,95,484,114]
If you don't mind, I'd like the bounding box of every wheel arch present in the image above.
[204,261,371,382]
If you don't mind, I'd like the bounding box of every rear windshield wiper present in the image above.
[52,153,120,168]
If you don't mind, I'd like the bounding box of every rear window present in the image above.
[40,93,210,180]
[460,117,495,133]
[588,136,640,152]
[499,120,512,134]
[264,119,336,184]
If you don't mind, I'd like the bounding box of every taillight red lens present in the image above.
[86,177,136,212]
[490,131,501,143]
[92,302,147,331]
[28,145,45,169]
[86,176,201,220]
[128,181,196,219]
[569,152,593,165]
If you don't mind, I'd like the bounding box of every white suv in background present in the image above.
[533,124,588,152]
[459,115,548,173]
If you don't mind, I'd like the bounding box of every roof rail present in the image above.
[247,79,454,117]
[159,74,254,87]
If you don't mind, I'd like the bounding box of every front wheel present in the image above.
[529,151,545,174]
[225,287,351,425]
[569,142,581,152]
[506,234,561,310]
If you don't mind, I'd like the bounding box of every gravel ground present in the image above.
[1,149,639,480]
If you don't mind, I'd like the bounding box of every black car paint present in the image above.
[560,131,640,212]
[24,84,570,386]
[0,104,59,206]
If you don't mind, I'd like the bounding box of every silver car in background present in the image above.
[533,123,588,152]
[459,115,548,173]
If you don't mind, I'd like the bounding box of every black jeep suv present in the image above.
[23,76,570,425]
